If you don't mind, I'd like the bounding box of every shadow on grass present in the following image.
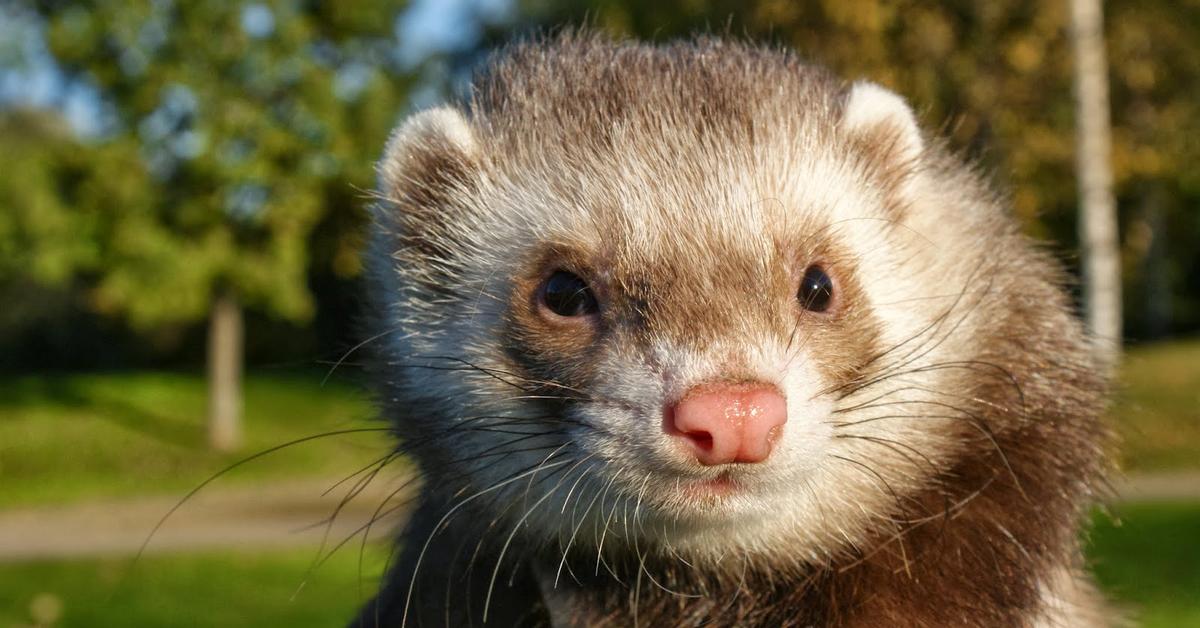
[0,375,201,448]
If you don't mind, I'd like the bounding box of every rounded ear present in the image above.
[375,107,481,268]
[377,106,480,205]
[841,81,924,165]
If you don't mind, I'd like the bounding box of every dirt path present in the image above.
[1112,470,1200,502]
[0,471,1195,562]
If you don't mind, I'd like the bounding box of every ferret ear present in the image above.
[841,81,924,165]
[377,106,479,207]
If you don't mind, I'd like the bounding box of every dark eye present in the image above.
[797,265,834,312]
[540,270,599,317]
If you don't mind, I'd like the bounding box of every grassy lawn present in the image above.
[0,545,391,627]
[0,503,1195,627]
[1111,337,1200,471]
[1088,502,1200,627]
[0,369,392,508]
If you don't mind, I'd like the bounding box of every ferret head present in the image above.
[369,36,1050,569]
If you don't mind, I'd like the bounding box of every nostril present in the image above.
[683,430,714,452]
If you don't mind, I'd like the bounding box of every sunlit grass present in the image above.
[0,545,390,627]
[1110,337,1200,471]
[0,369,391,508]
[1088,502,1200,627]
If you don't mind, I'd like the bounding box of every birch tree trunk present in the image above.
[208,292,243,451]
[1069,0,1122,364]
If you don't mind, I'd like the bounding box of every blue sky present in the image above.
[0,4,110,135]
[0,0,513,138]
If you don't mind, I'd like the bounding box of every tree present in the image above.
[1105,0,1200,339]
[0,109,105,288]
[1069,0,1121,364]
[32,1,411,450]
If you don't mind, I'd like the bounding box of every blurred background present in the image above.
[0,0,1197,626]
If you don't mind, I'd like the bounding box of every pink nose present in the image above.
[665,383,787,465]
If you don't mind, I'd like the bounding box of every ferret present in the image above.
[355,33,1113,627]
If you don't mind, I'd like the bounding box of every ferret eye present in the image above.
[540,271,599,317]
[797,265,834,312]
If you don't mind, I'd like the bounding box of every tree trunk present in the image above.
[1140,185,1170,339]
[1069,0,1122,365]
[207,292,243,451]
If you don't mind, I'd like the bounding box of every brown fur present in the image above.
[356,33,1112,628]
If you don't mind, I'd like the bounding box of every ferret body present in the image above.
[356,34,1112,627]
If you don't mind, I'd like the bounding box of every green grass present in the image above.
[0,504,1195,627]
[1089,502,1200,627]
[0,370,391,508]
[1110,337,1200,471]
[0,545,391,627]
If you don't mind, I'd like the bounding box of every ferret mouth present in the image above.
[676,472,740,500]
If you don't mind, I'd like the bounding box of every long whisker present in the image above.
[134,427,394,562]
[481,449,578,622]
[399,454,571,628]
[323,325,406,386]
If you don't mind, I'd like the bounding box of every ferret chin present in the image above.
[355,32,1115,628]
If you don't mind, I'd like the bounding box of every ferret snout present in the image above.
[665,383,787,465]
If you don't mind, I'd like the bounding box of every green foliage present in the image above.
[0,110,93,286]
[18,0,411,327]
[0,109,147,288]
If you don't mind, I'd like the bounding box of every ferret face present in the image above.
[374,42,1000,567]
[493,168,890,560]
